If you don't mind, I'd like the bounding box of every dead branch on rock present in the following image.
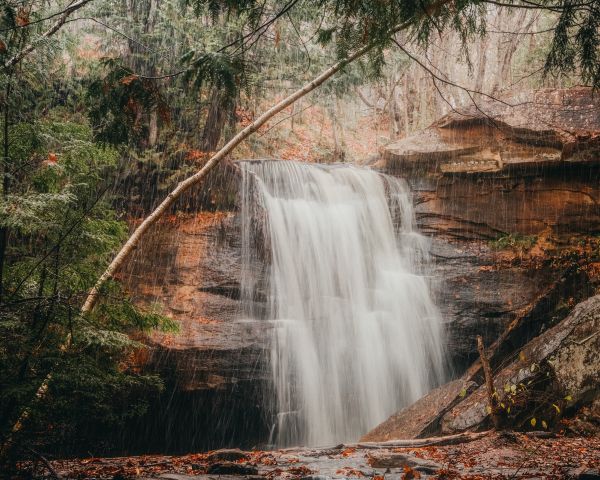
[355,430,491,449]
[478,335,501,429]
[26,447,62,480]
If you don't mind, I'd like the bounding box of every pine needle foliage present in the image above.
[182,0,599,86]
[87,59,170,146]
[544,0,600,87]
[0,117,177,455]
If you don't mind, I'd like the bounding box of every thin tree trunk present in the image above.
[391,95,402,138]
[148,110,158,147]
[474,35,488,98]
[495,10,533,93]
[477,335,501,429]
[145,0,158,34]
[0,77,11,302]
[402,78,411,134]
[357,88,375,108]
[330,108,341,160]
[79,34,403,315]
[145,0,159,147]
[201,88,233,152]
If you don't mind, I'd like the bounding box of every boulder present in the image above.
[382,87,600,368]
[441,294,600,433]
[360,378,474,442]
[206,449,251,463]
[366,452,442,473]
[382,87,600,175]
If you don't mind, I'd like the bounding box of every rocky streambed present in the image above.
[24,430,600,479]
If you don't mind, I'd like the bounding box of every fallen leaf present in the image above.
[402,464,421,479]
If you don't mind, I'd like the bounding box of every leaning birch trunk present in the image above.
[0,32,382,462]
[79,41,383,315]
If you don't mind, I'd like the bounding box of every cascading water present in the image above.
[240,160,445,447]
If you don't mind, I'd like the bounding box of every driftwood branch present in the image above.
[355,430,491,449]
[280,431,491,453]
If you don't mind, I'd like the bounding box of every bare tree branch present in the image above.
[391,39,520,108]
[3,0,94,70]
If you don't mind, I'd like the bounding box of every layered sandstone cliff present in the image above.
[121,87,600,451]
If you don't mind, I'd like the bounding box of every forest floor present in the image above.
[17,430,600,479]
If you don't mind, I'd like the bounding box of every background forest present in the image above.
[0,0,598,464]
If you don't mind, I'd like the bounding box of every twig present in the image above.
[4,0,94,69]
[26,447,61,480]
[478,335,501,429]
[257,103,315,137]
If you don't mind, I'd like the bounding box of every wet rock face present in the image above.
[383,87,600,369]
[122,211,271,392]
[119,212,273,453]
[364,294,600,441]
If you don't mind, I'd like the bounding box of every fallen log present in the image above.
[362,266,593,441]
[355,430,491,449]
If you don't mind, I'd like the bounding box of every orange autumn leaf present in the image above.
[16,9,29,26]
[287,465,313,476]
[274,28,281,47]
[43,153,58,167]
[402,465,421,479]
[186,149,207,161]
[341,447,356,457]
[121,74,138,85]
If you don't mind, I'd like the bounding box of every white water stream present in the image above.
[240,160,444,447]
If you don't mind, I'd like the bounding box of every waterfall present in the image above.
[240,160,445,447]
